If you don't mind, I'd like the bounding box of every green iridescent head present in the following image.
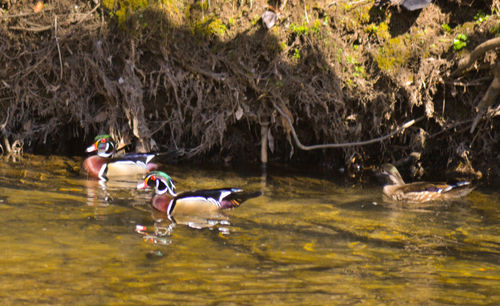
[86,134,116,157]
[138,171,176,196]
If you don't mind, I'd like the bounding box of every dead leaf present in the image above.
[34,1,44,13]
[235,106,243,120]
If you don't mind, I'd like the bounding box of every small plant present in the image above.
[251,15,260,25]
[311,19,322,34]
[366,24,378,35]
[322,16,329,26]
[337,48,343,62]
[353,65,365,78]
[453,34,468,51]
[441,23,452,33]
[293,48,301,60]
[290,23,309,35]
[474,10,489,24]
[280,41,287,51]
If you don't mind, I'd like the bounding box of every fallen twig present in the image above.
[8,25,52,32]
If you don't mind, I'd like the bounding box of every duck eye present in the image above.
[100,138,106,143]
[150,175,156,181]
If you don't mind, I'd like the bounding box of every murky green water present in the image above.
[0,155,499,304]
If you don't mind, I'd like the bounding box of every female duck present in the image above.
[137,171,261,218]
[379,163,473,203]
[83,134,158,180]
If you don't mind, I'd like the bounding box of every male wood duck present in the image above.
[378,163,474,203]
[137,171,262,218]
[83,134,159,180]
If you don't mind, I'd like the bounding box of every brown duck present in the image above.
[379,163,474,203]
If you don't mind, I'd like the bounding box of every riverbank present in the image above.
[0,0,498,181]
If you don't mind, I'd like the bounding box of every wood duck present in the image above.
[378,163,474,203]
[83,134,159,180]
[137,171,262,218]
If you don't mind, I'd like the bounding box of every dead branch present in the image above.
[273,101,424,150]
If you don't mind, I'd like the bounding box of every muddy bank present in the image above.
[0,0,498,181]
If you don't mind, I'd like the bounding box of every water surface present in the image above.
[0,155,499,304]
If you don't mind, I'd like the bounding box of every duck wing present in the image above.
[174,188,261,209]
[398,181,474,201]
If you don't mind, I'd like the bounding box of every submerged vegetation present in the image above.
[0,0,498,181]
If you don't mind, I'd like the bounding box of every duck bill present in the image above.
[137,181,148,190]
[86,143,97,153]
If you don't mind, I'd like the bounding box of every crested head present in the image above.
[86,134,117,158]
[379,163,405,185]
[138,171,176,196]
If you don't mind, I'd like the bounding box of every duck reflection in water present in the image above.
[137,171,261,230]
[84,177,153,221]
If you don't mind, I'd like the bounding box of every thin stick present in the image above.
[8,25,52,32]
[279,0,288,11]
[303,0,309,23]
[55,16,63,80]
[273,102,424,150]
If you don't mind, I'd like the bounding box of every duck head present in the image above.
[379,163,405,186]
[137,171,177,196]
[86,134,117,158]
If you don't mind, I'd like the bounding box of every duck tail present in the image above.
[443,181,475,199]
[221,191,262,209]
[150,148,187,163]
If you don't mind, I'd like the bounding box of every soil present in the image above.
[0,0,498,182]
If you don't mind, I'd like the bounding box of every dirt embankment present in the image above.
[0,0,498,181]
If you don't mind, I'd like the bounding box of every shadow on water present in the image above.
[0,155,500,304]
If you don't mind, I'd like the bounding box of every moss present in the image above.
[102,0,182,27]
[103,0,149,25]
[375,36,411,71]
[375,22,391,41]
[352,5,371,24]
[192,17,227,37]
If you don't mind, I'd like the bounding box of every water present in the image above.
[0,155,499,304]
